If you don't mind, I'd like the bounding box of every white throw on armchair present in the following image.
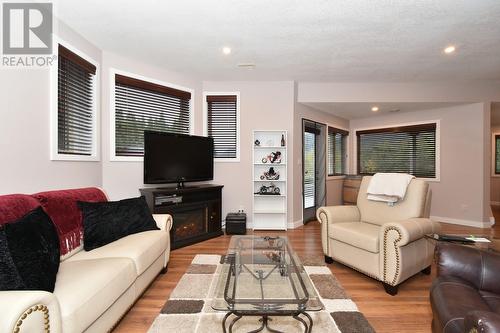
[316,176,439,295]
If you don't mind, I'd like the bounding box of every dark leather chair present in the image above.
[430,242,500,333]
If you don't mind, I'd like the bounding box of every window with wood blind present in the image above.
[495,134,500,174]
[113,74,192,157]
[328,127,348,176]
[205,93,239,160]
[55,44,97,159]
[356,122,437,178]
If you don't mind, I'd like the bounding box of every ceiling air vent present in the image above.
[238,63,256,70]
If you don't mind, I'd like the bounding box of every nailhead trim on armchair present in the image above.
[14,304,50,333]
[383,226,402,286]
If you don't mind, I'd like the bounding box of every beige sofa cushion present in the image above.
[67,230,168,275]
[54,258,136,333]
[329,222,380,253]
[357,176,429,226]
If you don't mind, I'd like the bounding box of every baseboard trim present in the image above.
[431,215,494,229]
[287,219,303,229]
[491,201,500,206]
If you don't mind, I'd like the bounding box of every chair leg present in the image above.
[324,255,334,264]
[160,264,169,274]
[382,282,399,296]
[421,266,431,275]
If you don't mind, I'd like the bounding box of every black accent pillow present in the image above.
[0,207,60,292]
[79,196,159,251]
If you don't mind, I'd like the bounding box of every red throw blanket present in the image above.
[0,194,40,225]
[33,188,107,256]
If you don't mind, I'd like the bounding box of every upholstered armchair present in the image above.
[316,176,439,295]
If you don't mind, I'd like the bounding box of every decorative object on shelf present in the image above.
[254,184,281,195]
[261,151,282,164]
[281,134,286,147]
[260,167,280,180]
[254,139,260,147]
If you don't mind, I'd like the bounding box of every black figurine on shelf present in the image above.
[260,167,280,180]
[254,139,261,146]
[281,134,285,147]
[254,184,281,195]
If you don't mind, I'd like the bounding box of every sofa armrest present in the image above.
[0,291,61,333]
[153,214,173,232]
[465,311,500,333]
[316,206,360,258]
[316,205,361,225]
[381,218,439,248]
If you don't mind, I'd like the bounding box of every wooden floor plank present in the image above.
[113,217,499,333]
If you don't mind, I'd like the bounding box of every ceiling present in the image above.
[303,102,470,119]
[52,0,500,81]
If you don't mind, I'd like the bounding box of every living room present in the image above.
[1,1,500,333]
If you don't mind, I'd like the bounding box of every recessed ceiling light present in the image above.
[444,45,456,54]
[222,47,231,55]
[371,106,379,112]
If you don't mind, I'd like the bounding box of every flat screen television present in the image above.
[144,131,214,187]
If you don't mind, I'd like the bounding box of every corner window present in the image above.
[356,122,437,178]
[113,74,192,158]
[328,127,348,176]
[205,93,240,161]
[53,44,98,160]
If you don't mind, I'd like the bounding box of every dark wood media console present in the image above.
[140,185,223,250]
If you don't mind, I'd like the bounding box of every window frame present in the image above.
[492,133,500,177]
[327,125,349,179]
[202,91,241,163]
[353,120,441,182]
[109,68,195,162]
[50,37,100,161]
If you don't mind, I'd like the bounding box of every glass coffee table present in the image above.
[211,236,322,333]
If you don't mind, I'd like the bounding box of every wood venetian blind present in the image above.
[356,123,437,178]
[57,44,96,155]
[206,95,238,159]
[114,74,191,156]
[328,127,348,176]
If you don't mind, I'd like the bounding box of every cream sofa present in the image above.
[317,176,439,295]
[0,213,172,333]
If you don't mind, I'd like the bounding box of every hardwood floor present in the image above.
[113,219,499,333]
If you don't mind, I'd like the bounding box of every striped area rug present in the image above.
[148,254,375,333]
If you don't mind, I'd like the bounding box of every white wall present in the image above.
[202,81,295,226]
[100,51,203,200]
[0,21,102,194]
[349,103,491,226]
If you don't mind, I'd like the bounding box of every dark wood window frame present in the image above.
[495,134,500,175]
[328,126,349,176]
[356,122,438,178]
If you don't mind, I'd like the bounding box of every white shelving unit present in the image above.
[252,130,287,230]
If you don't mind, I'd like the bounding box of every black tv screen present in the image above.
[144,131,214,185]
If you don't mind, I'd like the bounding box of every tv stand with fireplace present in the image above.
[140,184,223,249]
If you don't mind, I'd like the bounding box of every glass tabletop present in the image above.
[211,236,323,313]
[426,233,500,252]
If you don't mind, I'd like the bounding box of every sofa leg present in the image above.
[160,265,168,274]
[421,266,431,275]
[324,255,334,264]
[383,282,399,296]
